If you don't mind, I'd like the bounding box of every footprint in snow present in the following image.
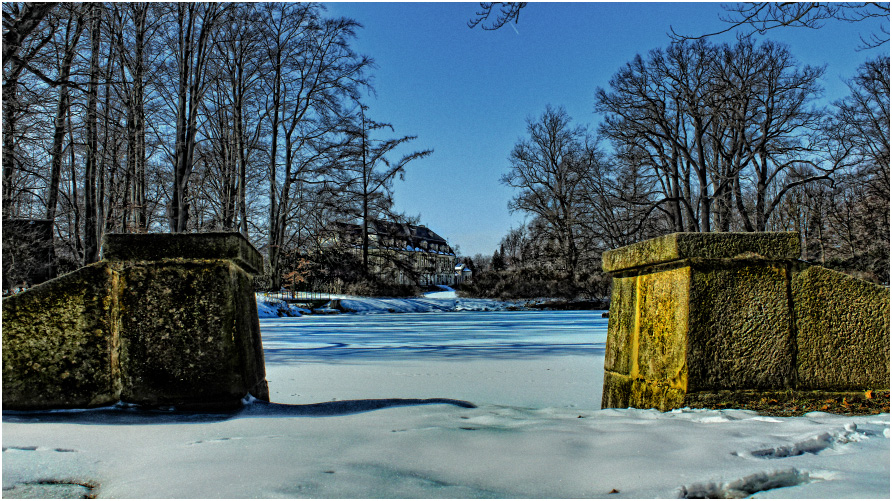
[738,424,870,459]
[678,468,820,498]
[189,437,244,445]
[2,446,78,453]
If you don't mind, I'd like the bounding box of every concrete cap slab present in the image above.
[101,232,264,275]
[602,232,800,274]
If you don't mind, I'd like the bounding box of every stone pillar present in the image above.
[103,232,269,409]
[601,232,889,411]
[2,232,269,410]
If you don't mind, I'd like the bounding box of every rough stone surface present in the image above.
[118,260,267,408]
[603,269,691,410]
[793,265,890,391]
[602,231,800,274]
[603,276,637,377]
[102,232,263,275]
[2,232,268,410]
[687,262,795,392]
[635,267,689,388]
[2,264,120,409]
[601,232,889,413]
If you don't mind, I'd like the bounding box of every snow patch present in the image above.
[678,468,819,498]
[748,427,871,459]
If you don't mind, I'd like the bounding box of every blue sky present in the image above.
[323,2,889,258]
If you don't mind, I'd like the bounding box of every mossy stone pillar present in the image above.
[601,232,801,411]
[3,232,269,410]
[602,232,889,412]
[101,233,268,409]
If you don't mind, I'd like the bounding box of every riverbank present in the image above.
[256,286,608,317]
[256,286,523,317]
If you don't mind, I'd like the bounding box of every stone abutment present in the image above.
[601,232,889,412]
[2,232,269,410]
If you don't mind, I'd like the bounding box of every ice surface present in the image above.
[3,309,889,498]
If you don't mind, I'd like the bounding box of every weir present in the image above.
[2,232,269,410]
[601,232,890,411]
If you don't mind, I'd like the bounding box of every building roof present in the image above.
[333,220,454,254]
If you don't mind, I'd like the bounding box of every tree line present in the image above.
[2,2,430,291]
[466,38,888,299]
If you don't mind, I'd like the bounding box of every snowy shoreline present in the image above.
[255,285,607,317]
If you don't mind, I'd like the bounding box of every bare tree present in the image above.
[333,104,432,273]
[2,3,56,218]
[715,39,828,232]
[823,56,890,282]
[596,40,720,232]
[261,4,375,288]
[502,105,591,275]
[670,2,890,49]
[576,146,667,249]
[203,3,266,234]
[596,38,829,233]
[45,4,84,226]
[2,2,58,65]
[82,2,102,264]
[108,3,163,233]
[165,2,227,233]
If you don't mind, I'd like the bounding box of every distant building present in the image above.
[454,263,473,284]
[330,220,459,286]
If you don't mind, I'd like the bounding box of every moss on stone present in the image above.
[3,232,269,410]
[793,265,890,391]
[602,232,800,274]
[687,262,795,391]
[2,264,120,409]
[603,276,637,377]
[635,267,689,388]
[601,231,888,414]
[116,260,266,408]
[601,371,634,409]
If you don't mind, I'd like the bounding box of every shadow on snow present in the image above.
[2,398,476,426]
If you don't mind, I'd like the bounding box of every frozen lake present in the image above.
[260,310,610,409]
[260,309,609,362]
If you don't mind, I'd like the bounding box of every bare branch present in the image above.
[670,2,889,49]
[468,2,526,30]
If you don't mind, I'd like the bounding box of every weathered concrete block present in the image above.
[632,267,690,407]
[603,276,637,377]
[602,231,889,413]
[603,270,689,409]
[2,232,268,410]
[793,265,890,391]
[2,264,121,409]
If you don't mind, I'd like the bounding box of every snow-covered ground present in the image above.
[3,306,889,498]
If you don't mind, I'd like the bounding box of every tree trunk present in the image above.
[46,13,83,224]
[83,3,101,265]
[267,49,282,290]
[169,6,192,232]
[2,65,22,218]
[134,5,147,231]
